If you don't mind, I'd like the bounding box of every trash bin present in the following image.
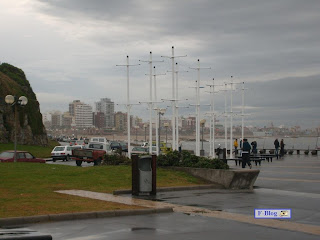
[138,156,152,193]
[132,154,157,196]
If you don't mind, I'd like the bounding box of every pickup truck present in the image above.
[72,148,105,166]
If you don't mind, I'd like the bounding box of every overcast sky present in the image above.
[1,0,319,128]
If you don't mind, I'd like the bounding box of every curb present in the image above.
[0,208,173,227]
[113,184,227,195]
[114,188,254,195]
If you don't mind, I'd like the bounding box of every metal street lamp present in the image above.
[200,119,206,156]
[5,95,28,162]
[164,122,169,145]
[134,126,139,144]
[144,124,147,142]
[158,108,166,155]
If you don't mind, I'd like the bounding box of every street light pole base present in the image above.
[200,150,205,156]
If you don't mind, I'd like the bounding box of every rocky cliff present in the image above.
[0,63,48,146]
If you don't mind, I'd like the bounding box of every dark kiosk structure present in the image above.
[132,154,157,196]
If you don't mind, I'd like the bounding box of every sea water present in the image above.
[181,136,319,154]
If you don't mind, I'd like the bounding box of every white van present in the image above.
[90,137,108,144]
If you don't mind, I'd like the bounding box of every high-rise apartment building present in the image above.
[95,98,114,128]
[114,111,127,131]
[69,100,82,116]
[75,104,93,128]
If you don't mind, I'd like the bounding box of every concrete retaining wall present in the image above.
[172,167,260,189]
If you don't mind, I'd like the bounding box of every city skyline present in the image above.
[1,1,319,128]
[44,97,317,131]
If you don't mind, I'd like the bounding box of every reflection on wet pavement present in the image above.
[56,189,320,236]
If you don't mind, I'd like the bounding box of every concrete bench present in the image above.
[224,158,266,166]
[172,167,260,189]
[254,154,276,162]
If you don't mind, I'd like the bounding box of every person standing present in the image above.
[234,139,238,155]
[242,139,252,169]
[251,141,257,154]
[274,138,280,159]
[280,139,285,158]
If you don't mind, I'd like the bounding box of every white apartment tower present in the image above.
[75,104,93,128]
[95,98,114,128]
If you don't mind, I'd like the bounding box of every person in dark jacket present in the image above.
[251,141,257,154]
[280,139,285,158]
[242,139,252,169]
[274,139,280,159]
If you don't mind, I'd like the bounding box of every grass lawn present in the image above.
[0,140,59,158]
[0,163,207,218]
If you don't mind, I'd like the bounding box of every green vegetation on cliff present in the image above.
[0,63,46,139]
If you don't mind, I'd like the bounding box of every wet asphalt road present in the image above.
[31,154,320,239]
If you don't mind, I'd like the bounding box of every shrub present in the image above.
[158,150,229,170]
[103,153,131,166]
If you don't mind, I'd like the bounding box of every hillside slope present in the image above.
[0,63,48,145]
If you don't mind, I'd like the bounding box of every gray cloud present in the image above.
[1,0,319,128]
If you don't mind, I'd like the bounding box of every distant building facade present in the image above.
[75,104,93,128]
[95,98,114,128]
[69,100,82,116]
[93,112,106,129]
[184,116,196,129]
[61,112,72,128]
[114,111,127,131]
[51,111,62,128]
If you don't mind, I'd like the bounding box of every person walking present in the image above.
[274,138,280,159]
[234,139,238,155]
[242,138,252,169]
[280,139,285,158]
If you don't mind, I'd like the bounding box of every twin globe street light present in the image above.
[5,95,28,162]
[200,119,206,156]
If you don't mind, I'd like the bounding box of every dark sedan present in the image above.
[110,141,121,150]
[0,151,46,163]
[119,142,128,152]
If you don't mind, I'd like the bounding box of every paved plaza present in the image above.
[25,154,320,239]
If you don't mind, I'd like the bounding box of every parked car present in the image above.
[149,146,159,155]
[110,141,121,150]
[87,142,113,154]
[0,151,45,163]
[131,147,149,155]
[72,148,106,166]
[51,145,83,162]
[131,146,158,155]
[90,137,108,144]
[69,140,86,146]
[119,142,128,152]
